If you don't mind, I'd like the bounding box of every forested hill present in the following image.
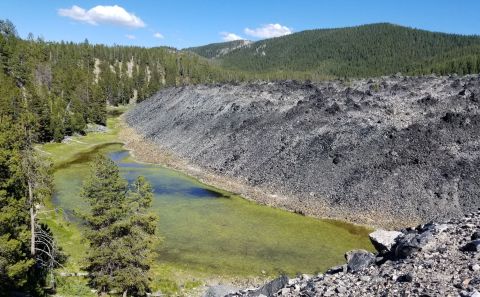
[204,23,480,78]
[2,21,480,146]
[0,19,239,144]
[0,19,244,294]
[185,39,252,59]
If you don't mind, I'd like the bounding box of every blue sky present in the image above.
[1,0,479,49]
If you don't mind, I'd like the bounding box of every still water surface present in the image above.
[53,143,372,276]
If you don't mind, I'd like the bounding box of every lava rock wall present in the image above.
[125,75,480,226]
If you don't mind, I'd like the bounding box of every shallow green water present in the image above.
[53,143,373,277]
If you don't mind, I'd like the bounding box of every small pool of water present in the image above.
[53,143,373,277]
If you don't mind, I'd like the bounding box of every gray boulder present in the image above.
[345,250,376,272]
[462,240,480,252]
[248,275,289,297]
[369,229,403,253]
[326,264,346,275]
[394,231,433,259]
[397,273,413,283]
[204,285,239,297]
[85,123,108,133]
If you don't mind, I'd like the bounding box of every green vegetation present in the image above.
[0,19,242,144]
[44,118,374,296]
[0,19,63,296]
[80,156,158,296]
[0,117,39,295]
[190,23,480,79]
[3,17,480,296]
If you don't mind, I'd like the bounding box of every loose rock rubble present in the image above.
[126,75,480,227]
[226,210,480,297]
[84,123,108,133]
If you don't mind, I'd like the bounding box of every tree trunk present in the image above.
[28,181,35,256]
[123,289,128,297]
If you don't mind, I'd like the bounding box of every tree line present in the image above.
[0,19,243,143]
[2,19,480,296]
[0,19,167,296]
[206,23,480,79]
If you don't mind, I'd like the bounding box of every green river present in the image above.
[43,117,373,293]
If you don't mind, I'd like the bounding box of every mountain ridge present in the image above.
[185,23,480,78]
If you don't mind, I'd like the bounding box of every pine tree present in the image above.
[0,118,35,294]
[0,117,55,294]
[81,156,158,296]
[117,176,159,296]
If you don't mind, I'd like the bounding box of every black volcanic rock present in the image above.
[345,250,376,272]
[126,75,480,226]
[228,210,480,297]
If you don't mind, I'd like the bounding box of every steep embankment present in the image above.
[125,75,480,227]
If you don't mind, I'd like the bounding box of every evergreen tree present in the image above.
[117,176,158,296]
[81,156,158,296]
[0,117,55,295]
[0,118,34,294]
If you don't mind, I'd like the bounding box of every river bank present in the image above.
[119,121,384,229]
[231,210,480,297]
[39,113,374,296]
[124,77,480,229]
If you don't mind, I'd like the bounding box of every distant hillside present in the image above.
[199,23,480,78]
[185,39,252,59]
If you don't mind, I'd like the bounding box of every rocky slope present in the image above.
[226,209,480,297]
[125,74,480,227]
[185,40,252,59]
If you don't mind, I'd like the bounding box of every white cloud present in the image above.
[125,34,136,40]
[58,5,146,28]
[220,32,244,42]
[244,23,292,39]
[153,32,164,39]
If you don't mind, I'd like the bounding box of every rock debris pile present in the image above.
[228,209,480,296]
[126,75,480,226]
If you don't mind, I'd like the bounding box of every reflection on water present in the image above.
[53,143,373,276]
[110,150,226,199]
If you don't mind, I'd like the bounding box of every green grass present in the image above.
[37,116,215,296]
[39,117,122,167]
[39,113,374,296]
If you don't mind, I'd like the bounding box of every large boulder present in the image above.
[248,275,289,297]
[394,231,433,259]
[369,229,403,253]
[345,250,376,272]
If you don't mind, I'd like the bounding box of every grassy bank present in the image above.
[38,108,373,296]
[38,113,202,296]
